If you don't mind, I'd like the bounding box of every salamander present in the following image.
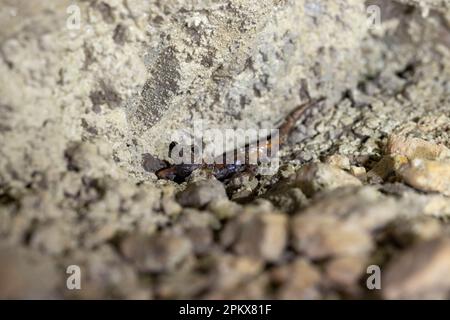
[156,98,325,182]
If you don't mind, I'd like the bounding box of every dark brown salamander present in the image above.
[156,98,325,182]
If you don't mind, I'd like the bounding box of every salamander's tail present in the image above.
[278,97,326,145]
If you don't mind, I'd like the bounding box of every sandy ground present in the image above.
[0,0,450,299]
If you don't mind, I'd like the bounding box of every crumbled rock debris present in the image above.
[0,0,450,299]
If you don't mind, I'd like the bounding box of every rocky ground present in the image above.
[0,0,450,299]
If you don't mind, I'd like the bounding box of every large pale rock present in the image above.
[128,0,369,159]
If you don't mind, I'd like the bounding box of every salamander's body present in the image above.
[156,98,325,182]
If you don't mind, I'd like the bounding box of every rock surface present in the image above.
[383,238,450,299]
[176,179,228,208]
[398,159,450,196]
[0,0,450,300]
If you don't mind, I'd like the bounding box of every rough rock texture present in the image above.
[1,0,450,300]
[221,204,288,261]
[128,0,368,159]
[398,159,450,195]
[176,179,227,208]
[383,237,450,299]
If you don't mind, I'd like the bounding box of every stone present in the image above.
[272,259,322,300]
[29,222,73,255]
[423,196,450,217]
[288,185,425,260]
[177,179,227,208]
[212,254,263,292]
[0,244,59,299]
[207,198,243,220]
[142,153,166,173]
[128,0,368,159]
[395,0,450,13]
[262,181,308,213]
[325,255,368,289]
[383,238,450,299]
[120,232,192,273]
[291,213,373,259]
[177,209,219,254]
[324,154,351,171]
[184,227,214,255]
[64,245,151,300]
[386,133,450,160]
[350,166,367,181]
[398,159,450,196]
[293,186,404,232]
[367,155,408,183]
[384,216,444,245]
[221,210,288,262]
[155,259,214,299]
[291,163,362,197]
